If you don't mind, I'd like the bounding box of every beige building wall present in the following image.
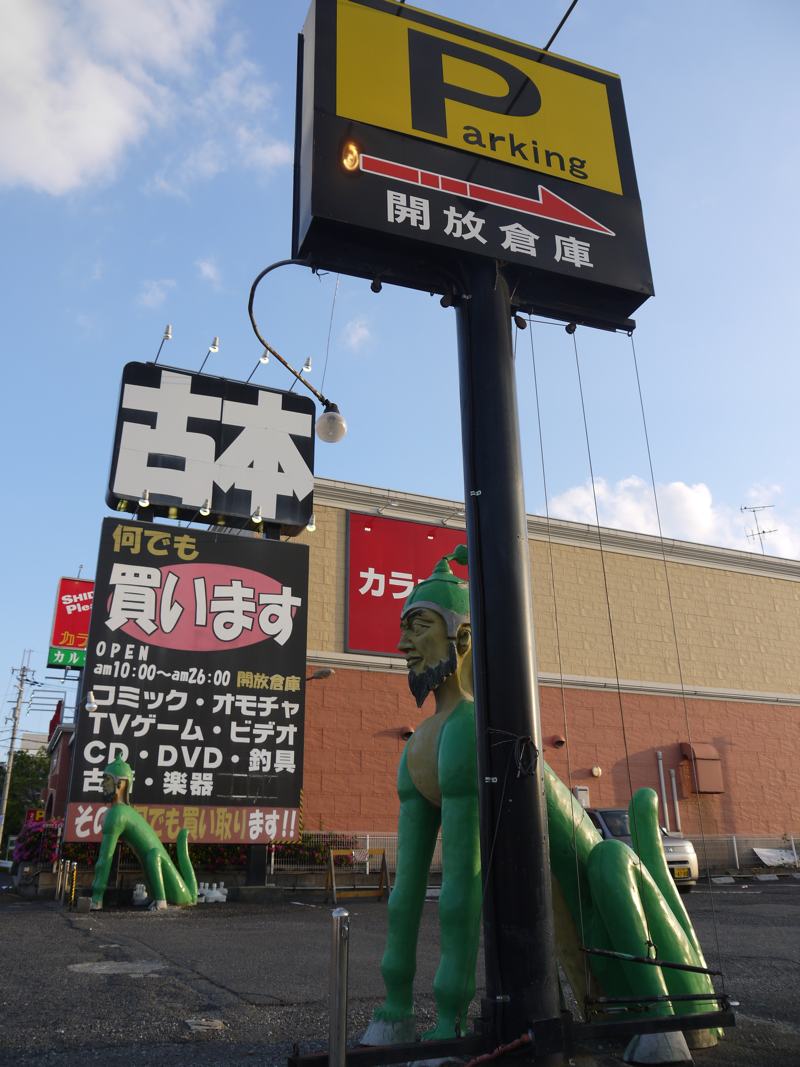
[307,481,800,701]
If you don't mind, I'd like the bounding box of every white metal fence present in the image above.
[266,831,799,877]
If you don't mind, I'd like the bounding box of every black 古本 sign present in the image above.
[107,363,316,532]
[65,519,309,845]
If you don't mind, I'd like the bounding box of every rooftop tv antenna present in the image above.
[740,504,777,554]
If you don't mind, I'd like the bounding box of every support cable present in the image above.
[570,329,655,951]
[628,333,727,990]
[321,273,340,394]
[527,318,591,1000]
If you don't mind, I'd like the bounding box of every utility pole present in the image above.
[0,651,32,845]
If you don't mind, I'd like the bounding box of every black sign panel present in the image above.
[293,0,653,329]
[65,519,309,845]
[107,363,316,532]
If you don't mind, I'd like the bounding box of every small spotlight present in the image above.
[440,294,453,308]
[341,141,360,171]
[199,499,211,517]
[302,356,312,374]
[85,691,98,712]
[370,278,382,294]
[306,513,316,533]
[316,401,347,443]
[260,348,270,364]
[251,506,263,525]
[513,314,527,330]
[163,324,173,341]
[138,489,150,508]
[209,336,220,353]
[565,323,577,335]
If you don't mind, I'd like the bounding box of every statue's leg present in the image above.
[375,754,440,1026]
[144,848,168,910]
[588,840,706,1015]
[426,793,481,1039]
[426,705,481,1040]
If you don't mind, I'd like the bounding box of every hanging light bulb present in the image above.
[85,691,98,712]
[251,506,263,525]
[260,348,270,364]
[306,513,316,533]
[316,401,347,443]
[199,499,211,517]
[302,356,312,374]
[138,489,150,508]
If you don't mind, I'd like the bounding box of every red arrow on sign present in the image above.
[360,153,615,237]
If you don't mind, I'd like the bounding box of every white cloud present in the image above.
[548,475,800,560]
[138,278,176,308]
[341,316,371,352]
[0,1,290,196]
[195,257,221,287]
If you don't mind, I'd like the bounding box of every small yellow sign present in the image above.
[336,0,623,195]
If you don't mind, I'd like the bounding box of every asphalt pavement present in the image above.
[1,879,799,1066]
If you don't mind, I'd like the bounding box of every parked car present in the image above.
[586,808,698,892]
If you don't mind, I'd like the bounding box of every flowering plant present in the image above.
[12,819,62,865]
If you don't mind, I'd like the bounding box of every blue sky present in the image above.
[2,0,799,732]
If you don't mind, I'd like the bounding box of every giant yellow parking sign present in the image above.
[336,0,623,195]
[293,0,652,328]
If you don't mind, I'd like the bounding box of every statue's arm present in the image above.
[91,809,123,902]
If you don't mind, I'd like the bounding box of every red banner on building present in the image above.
[346,513,468,656]
[48,577,94,667]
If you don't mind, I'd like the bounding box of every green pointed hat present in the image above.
[401,544,469,638]
[104,756,134,791]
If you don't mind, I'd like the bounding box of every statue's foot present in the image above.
[89,900,103,911]
[360,1014,416,1046]
[624,1031,692,1064]
[147,899,168,912]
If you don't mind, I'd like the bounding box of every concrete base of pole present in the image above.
[623,1030,693,1064]
[684,1028,718,1050]
[359,1017,416,1046]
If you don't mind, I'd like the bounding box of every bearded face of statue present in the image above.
[102,773,130,804]
[399,607,460,708]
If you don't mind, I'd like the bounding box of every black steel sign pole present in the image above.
[292,0,655,1054]
[457,258,560,1053]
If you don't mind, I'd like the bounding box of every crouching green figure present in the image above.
[363,547,718,1056]
[90,756,197,911]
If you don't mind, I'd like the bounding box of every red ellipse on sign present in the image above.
[117,563,294,652]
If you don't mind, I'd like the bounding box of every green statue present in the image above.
[89,756,197,911]
[362,548,718,1058]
